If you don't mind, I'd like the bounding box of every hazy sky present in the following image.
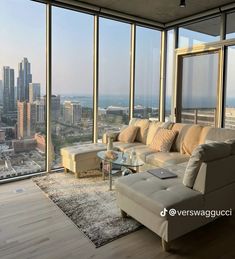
[0,0,161,96]
[1,0,235,100]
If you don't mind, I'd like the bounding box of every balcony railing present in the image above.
[181,108,216,127]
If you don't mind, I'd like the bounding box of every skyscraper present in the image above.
[35,99,45,123]
[63,101,82,125]
[0,80,3,106]
[17,101,36,138]
[17,58,32,102]
[27,102,36,137]
[29,83,40,103]
[3,66,15,114]
[17,101,27,139]
[44,95,61,121]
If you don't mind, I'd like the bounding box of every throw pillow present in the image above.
[181,125,203,155]
[118,125,139,143]
[133,119,150,144]
[146,121,164,145]
[150,128,178,152]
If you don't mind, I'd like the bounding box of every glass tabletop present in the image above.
[97,150,144,167]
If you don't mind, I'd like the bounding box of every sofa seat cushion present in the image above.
[60,143,106,161]
[116,171,204,219]
[113,141,143,152]
[124,145,157,162]
[146,152,189,167]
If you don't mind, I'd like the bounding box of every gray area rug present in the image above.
[33,171,142,247]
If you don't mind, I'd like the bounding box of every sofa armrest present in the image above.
[102,131,120,144]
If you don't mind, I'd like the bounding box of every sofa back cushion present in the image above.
[181,125,203,155]
[129,118,150,144]
[193,155,235,194]
[183,142,232,188]
[199,127,235,144]
[118,125,139,143]
[171,123,192,152]
[150,128,178,152]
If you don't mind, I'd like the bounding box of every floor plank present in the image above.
[0,179,235,259]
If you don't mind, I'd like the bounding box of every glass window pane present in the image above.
[181,52,219,126]
[98,18,131,138]
[52,7,94,168]
[226,12,235,39]
[134,26,161,119]
[165,29,175,121]
[0,0,46,179]
[224,46,235,129]
[179,17,221,48]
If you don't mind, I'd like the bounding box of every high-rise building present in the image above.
[44,94,61,121]
[27,102,36,137]
[3,66,15,114]
[29,83,40,103]
[63,101,82,125]
[17,58,32,102]
[35,99,45,123]
[17,101,27,139]
[0,80,3,105]
[17,101,37,139]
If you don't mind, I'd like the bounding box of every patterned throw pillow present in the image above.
[118,126,139,143]
[150,128,178,152]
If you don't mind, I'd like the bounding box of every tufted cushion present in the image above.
[118,125,139,143]
[181,125,203,155]
[183,142,231,188]
[150,129,178,152]
[116,171,203,219]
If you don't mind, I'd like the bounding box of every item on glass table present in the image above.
[129,149,137,163]
[107,135,114,151]
[105,150,118,160]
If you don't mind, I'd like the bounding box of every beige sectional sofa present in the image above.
[108,119,235,251]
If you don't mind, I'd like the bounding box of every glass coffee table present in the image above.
[97,150,144,191]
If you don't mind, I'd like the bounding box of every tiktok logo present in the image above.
[160,208,168,217]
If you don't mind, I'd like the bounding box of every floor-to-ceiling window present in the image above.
[180,52,219,126]
[224,46,235,129]
[179,16,221,48]
[98,18,131,138]
[0,0,46,179]
[134,26,161,119]
[165,29,175,121]
[52,7,94,168]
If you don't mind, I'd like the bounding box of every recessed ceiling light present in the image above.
[180,0,186,8]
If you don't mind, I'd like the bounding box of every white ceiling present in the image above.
[72,0,235,24]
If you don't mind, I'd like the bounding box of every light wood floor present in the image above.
[0,179,235,259]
